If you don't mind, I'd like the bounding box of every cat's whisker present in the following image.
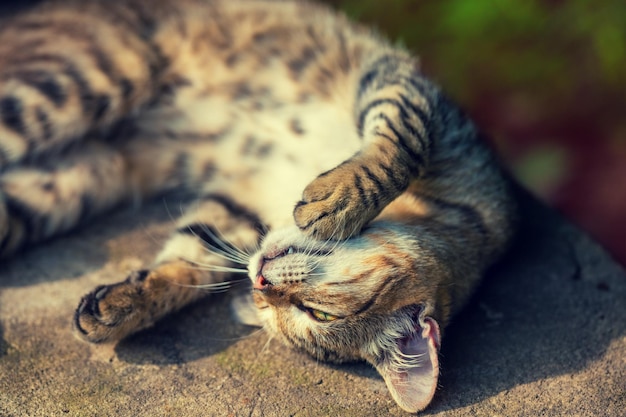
[176,199,251,265]
[259,333,275,356]
[196,282,233,289]
[329,235,346,255]
[197,239,249,265]
[301,223,344,272]
[209,220,253,261]
[302,227,319,258]
[174,280,231,288]
[179,257,250,274]
[315,216,344,254]
[172,277,250,294]
[200,242,250,266]
[325,219,349,256]
[309,235,345,271]
[173,252,247,273]
[193,223,251,265]
[189,265,250,274]
[308,259,325,273]
[167,281,233,294]
[162,197,180,224]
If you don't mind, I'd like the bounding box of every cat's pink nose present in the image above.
[254,274,270,290]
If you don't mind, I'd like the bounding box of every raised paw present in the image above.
[294,162,382,240]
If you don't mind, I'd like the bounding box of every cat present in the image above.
[0,0,518,413]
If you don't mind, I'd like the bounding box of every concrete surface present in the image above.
[1,192,625,416]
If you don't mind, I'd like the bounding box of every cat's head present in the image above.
[245,221,452,413]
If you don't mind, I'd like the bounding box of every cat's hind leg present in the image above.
[0,1,164,255]
[0,1,160,168]
[73,194,264,344]
[0,141,132,257]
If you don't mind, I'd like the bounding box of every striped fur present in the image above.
[0,0,517,413]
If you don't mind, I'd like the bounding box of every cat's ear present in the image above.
[373,316,441,413]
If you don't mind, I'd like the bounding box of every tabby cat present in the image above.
[0,0,517,413]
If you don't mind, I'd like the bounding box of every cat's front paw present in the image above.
[74,262,206,343]
[294,163,377,240]
[73,270,154,343]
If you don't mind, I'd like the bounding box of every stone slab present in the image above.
[1,191,625,416]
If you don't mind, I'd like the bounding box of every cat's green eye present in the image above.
[308,308,339,322]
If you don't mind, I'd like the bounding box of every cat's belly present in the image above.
[137,56,362,228]
[169,95,362,229]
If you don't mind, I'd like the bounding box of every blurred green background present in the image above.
[323,0,626,265]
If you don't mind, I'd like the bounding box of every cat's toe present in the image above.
[294,167,372,240]
[73,280,146,344]
[294,191,364,241]
[293,197,353,240]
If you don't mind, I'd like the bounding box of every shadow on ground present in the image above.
[428,190,626,413]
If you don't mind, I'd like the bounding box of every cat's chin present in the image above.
[229,291,263,328]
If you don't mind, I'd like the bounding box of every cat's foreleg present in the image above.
[294,53,438,240]
[73,195,263,344]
